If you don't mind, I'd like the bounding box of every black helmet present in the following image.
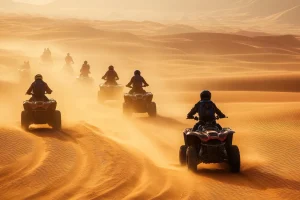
[200,90,211,100]
[109,65,114,70]
[35,74,43,80]
[134,70,141,75]
[84,60,88,64]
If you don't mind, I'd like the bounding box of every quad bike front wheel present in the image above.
[228,145,240,173]
[147,102,157,117]
[52,110,62,130]
[179,145,187,166]
[21,111,30,130]
[187,146,198,172]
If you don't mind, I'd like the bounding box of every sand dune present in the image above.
[0,14,300,199]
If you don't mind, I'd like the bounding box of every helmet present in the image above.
[109,65,114,70]
[35,74,43,80]
[200,90,211,100]
[84,61,88,64]
[134,70,141,75]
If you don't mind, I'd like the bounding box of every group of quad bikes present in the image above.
[21,77,157,131]
[20,58,240,174]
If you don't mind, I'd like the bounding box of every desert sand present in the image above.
[0,13,300,200]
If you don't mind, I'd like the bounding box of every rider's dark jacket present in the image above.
[26,79,52,98]
[80,64,90,76]
[187,100,226,122]
[126,75,148,89]
[102,69,119,82]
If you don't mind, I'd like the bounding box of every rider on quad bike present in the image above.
[187,90,226,131]
[65,53,74,65]
[126,70,149,94]
[26,74,53,101]
[80,61,90,77]
[102,65,119,85]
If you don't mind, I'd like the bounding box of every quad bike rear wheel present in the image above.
[123,103,132,117]
[187,146,198,172]
[228,145,240,173]
[179,145,187,166]
[21,111,30,130]
[147,102,157,117]
[52,110,62,130]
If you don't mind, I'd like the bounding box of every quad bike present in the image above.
[98,78,123,103]
[21,93,61,130]
[123,86,157,117]
[179,116,240,173]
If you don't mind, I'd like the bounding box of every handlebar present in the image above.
[102,77,119,80]
[126,85,148,88]
[187,116,228,121]
[26,92,52,95]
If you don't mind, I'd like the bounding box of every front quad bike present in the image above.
[123,90,157,117]
[21,97,61,130]
[98,83,123,103]
[179,116,240,173]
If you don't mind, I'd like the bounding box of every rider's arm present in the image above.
[45,83,53,94]
[214,103,226,118]
[115,71,119,80]
[26,83,34,95]
[142,77,149,86]
[126,77,134,87]
[187,102,199,118]
[102,71,108,79]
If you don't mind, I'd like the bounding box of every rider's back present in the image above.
[32,80,47,97]
[197,100,217,122]
[105,70,118,81]
[131,75,145,88]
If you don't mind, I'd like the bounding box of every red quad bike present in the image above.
[179,116,240,173]
[21,93,61,130]
[123,86,157,117]
[98,78,123,103]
